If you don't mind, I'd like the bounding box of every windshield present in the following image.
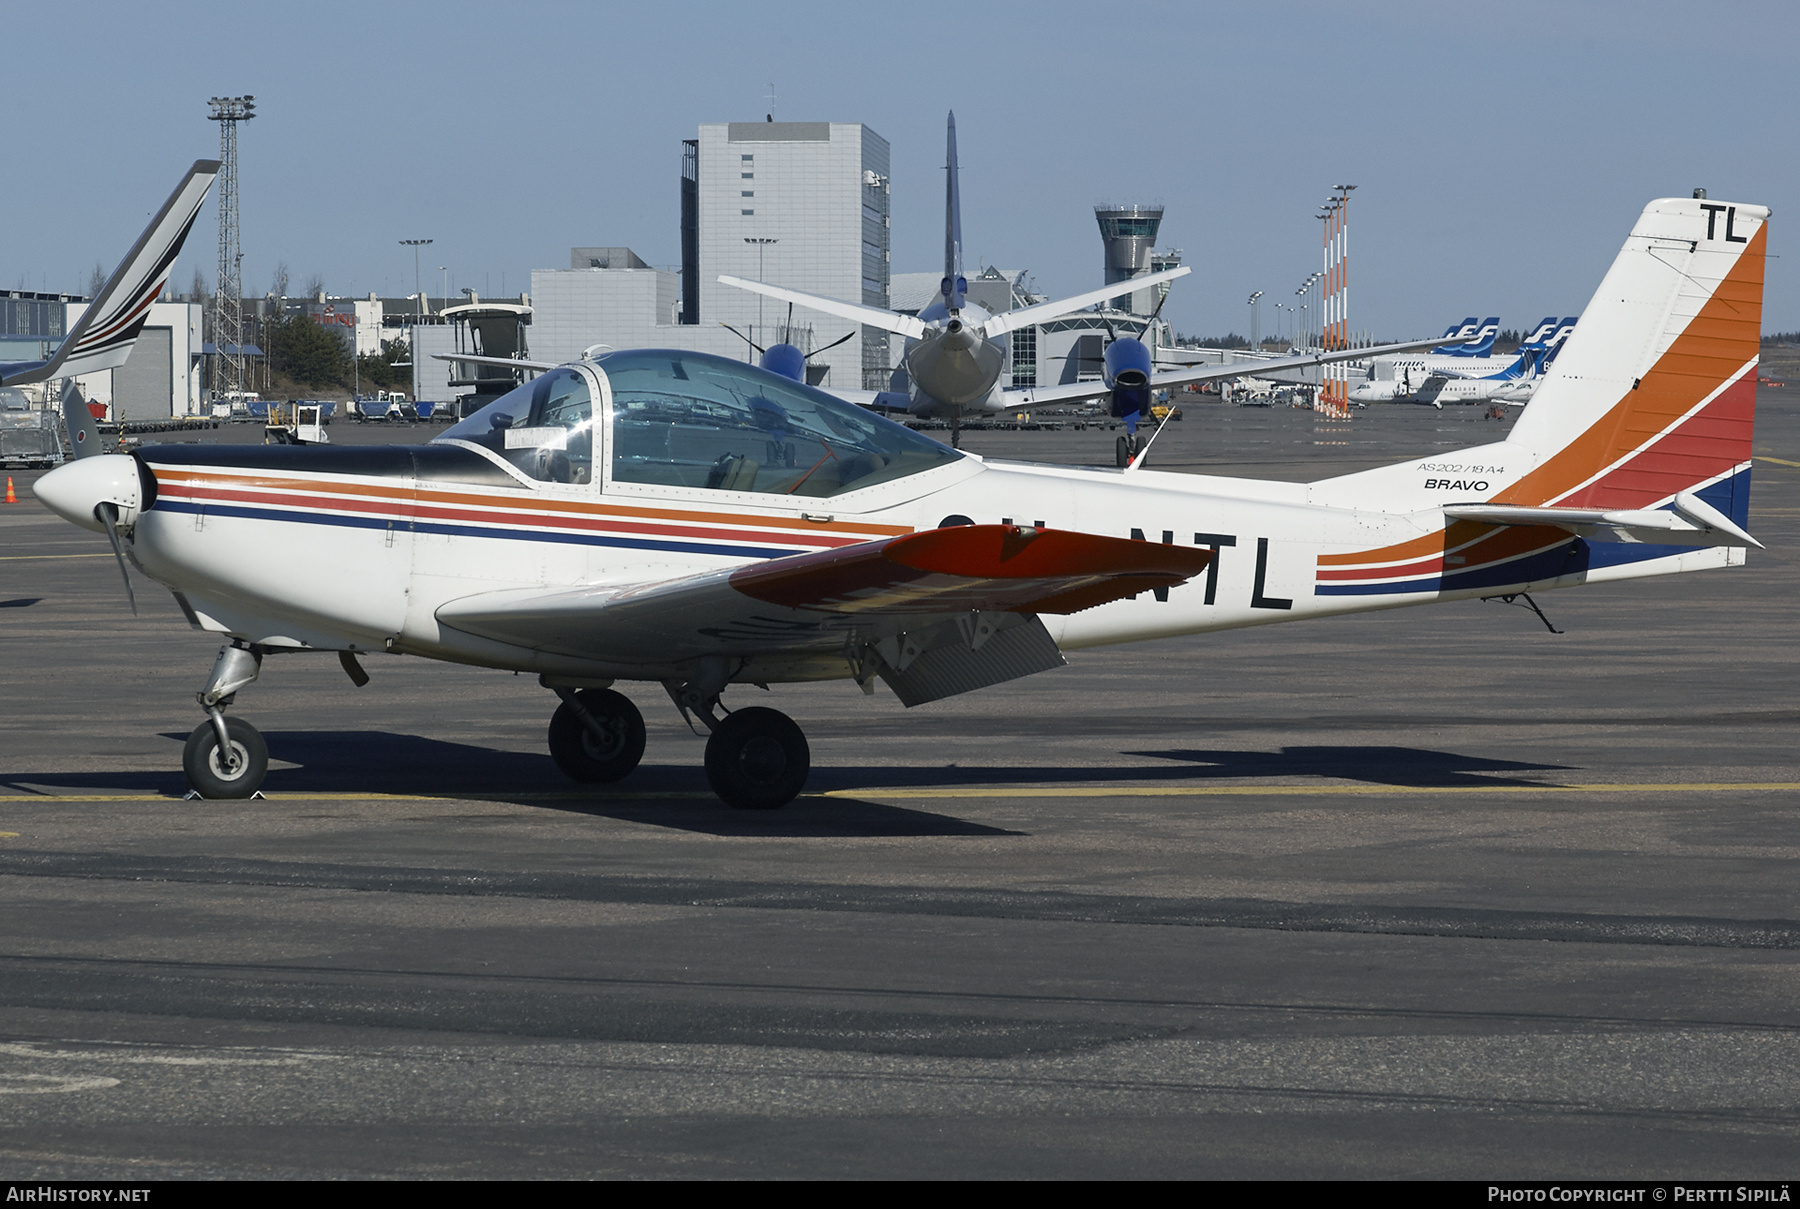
[599,349,960,497]
[435,368,594,483]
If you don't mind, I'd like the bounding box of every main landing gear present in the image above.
[546,687,646,782]
[1115,432,1146,467]
[702,707,810,811]
[543,670,811,810]
[182,643,268,799]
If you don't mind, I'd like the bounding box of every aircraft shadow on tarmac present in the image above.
[1123,745,1571,787]
[3,731,1572,837]
[0,598,41,608]
[0,731,1018,839]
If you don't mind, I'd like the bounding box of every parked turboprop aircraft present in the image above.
[33,167,1767,812]
[722,113,1451,448]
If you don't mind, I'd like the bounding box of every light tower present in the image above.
[207,95,255,403]
[1319,184,1355,416]
[398,239,433,314]
[744,237,777,351]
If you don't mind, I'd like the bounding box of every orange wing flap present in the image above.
[728,524,1212,616]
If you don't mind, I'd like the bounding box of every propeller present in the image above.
[94,501,137,615]
[1136,288,1171,343]
[721,321,855,361]
[720,322,764,355]
[809,330,856,356]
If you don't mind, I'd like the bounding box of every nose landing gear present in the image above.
[183,715,268,799]
[182,643,268,799]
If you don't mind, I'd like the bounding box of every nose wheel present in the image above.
[704,706,810,810]
[182,715,268,799]
[183,643,269,799]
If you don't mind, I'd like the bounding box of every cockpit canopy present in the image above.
[437,349,961,496]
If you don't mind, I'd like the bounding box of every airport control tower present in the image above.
[1095,203,1164,315]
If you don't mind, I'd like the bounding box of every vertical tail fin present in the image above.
[1433,317,1479,351]
[942,112,965,311]
[1433,317,1498,355]
[1520,316,1561,345]
[1501,199,1766,518]
[59,380,104,457]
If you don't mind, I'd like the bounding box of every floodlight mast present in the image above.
[399,239,432,316]
[207,95,255,405]
[745,237,777,350]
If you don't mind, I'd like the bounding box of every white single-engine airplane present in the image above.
[30,166,1768,810]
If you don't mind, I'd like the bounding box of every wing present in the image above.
[1002,335,1464,407]
[817,387,913,414]
[430,352,561,373]
[436,524,1212,705]
[2,161,217,387]
[979,267,1190,338]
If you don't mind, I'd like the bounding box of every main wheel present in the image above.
[704,707,810,810]
[182,716,268,799]
[547,689,646,783]
[1115,435,1132,467]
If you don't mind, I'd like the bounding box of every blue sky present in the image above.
[12,0,1797,338]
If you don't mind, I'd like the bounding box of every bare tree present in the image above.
[87,262,108,298]
[189,269,209,304]
[303,273,325,301]
[271,261,290,300]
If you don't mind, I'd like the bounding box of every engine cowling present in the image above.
[1103,337,1153,419]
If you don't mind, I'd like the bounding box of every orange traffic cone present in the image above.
[4,477,14,504]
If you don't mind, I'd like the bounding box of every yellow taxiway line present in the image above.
[0,782,1797,805]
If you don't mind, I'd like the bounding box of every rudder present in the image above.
[1501,198,1766,513]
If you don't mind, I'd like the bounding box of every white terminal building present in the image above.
[523,120,891,394]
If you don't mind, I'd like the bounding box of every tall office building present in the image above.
[688,121,891,389]
[530,120,892,392]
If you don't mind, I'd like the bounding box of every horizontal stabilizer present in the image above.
[1444,491,1762,548]
[718,276,928,340]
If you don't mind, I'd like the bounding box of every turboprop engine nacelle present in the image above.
[758,343,806,383]
[1103,337,1154,418]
